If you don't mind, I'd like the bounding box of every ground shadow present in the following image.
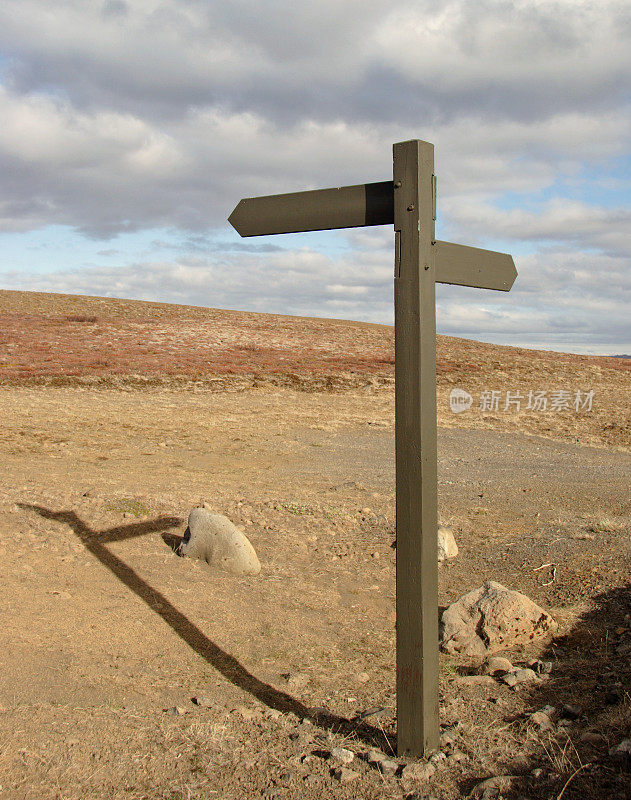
[22,504,393,752]
[161,531,183,553]
[466,583,631,800]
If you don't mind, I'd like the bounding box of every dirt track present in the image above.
[0,384,629,800]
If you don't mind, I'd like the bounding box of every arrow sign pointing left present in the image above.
[229,181,394,236]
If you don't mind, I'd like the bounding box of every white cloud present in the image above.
[2,239,629,353]
[442,197,631,255]
[0,0,628,352]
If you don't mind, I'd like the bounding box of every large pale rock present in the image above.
[437,526,459,562]
[440,580,557,656]
[179,508,261,575]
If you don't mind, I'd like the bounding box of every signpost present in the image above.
[229,139,517,758]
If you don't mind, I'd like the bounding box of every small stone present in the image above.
[191,695,215,708]
[560,704,582,720]
[330,747,354,765]
[378,759,399,775]
[448,750,468,764]
[429,751,447,765]
[468,775,516,799]
[356,672,370,683]
[367,748,400,774]
[164,706,187,716]
[437,526,458,562]
[331,767,359,783]
[367,748,386,764]
[513,668,539,684]
[531,768,544,779]
[402,761,436,783]
[530,711,554,731]
[482,656,513,676]
[503,667,539,686]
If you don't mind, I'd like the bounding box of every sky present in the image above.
[0,0,629,354]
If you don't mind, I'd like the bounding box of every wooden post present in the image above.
[393,139,440,757]
[228,138,516,759]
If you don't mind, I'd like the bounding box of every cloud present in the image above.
[442,197,631,256]
[0,0,628,352]
[2,238,629,353]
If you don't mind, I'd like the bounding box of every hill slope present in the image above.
[1,290,628,449]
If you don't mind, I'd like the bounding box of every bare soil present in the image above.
[0,291,629,800]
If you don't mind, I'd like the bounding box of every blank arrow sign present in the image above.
[229,181,394,236]
[434,241,517,291]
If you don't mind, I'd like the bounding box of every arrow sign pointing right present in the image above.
[433,241,517,291]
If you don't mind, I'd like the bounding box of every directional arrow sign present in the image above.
[433,240,516,291]
[228,139,517,759]
[228,181,394,236]
[229,184,516,292]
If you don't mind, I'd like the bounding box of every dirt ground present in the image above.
[0,292,630,800]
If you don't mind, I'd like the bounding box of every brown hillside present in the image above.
[0,289,628,450]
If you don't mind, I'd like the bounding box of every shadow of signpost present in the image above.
[22,504,393,752]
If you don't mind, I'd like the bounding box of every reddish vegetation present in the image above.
[0,290,627,387]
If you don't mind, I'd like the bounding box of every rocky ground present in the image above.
[0,291,629,800]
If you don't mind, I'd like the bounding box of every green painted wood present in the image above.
[228,181,393,236]
[434,240,516,291]
[227,138,518,761]
[393,139,440,758]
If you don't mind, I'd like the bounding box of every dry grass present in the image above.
[0,289,629,452]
